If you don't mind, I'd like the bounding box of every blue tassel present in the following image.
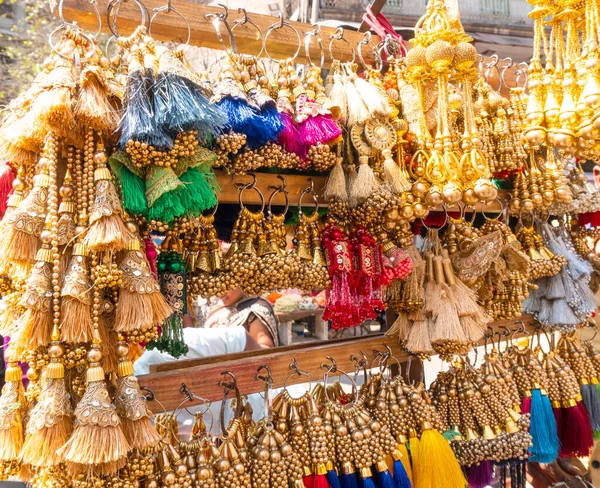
[217,98,264,144]
[251,104,284,149]
[360,476,377,488]
[393,460,412,488]
[375,470,396,488]
[341,472,359,488]
[529,388,560,463]
[326,470,342,488]
[155,73,227,145]
[118,69,174,151]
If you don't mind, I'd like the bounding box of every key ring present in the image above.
[107,0,149,37]
[328,27,355,63]
[48,22,96,62]
[298,177,319,219]
[149,0,191,46]
[205,4,237,54]
[304,24,324,70]
[358,32,382,72]
[57,0,102,38]
[321,356,359,406]
[282,358,313,392]
[256,365,274,428]
[236,173,265,213]
[264,13,301,63]
[218,371,242,438]
[231,8,264,58]
[267,175,289,219]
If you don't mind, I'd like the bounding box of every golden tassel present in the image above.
[82,137,133,252]
[0,355,25,465]
[57,339,130,477]
[114,239,173,333]
[75,63,120,136]
[60,242,94,343]
[19,325,73,468]
[114,338,160,450]
[0,148,51,269]
[11,244,54,356]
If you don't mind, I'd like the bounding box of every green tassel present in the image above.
[120,166,148,216]
[148,192,185,224]
[178,166,217,217]
[109,151,148,216]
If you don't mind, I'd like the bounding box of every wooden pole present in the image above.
[60,0,378,67]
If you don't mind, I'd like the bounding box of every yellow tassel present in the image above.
[75,67,120,136]
[0,360,25,463]
[413,429,466,488]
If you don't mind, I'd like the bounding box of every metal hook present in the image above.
[218,371,242,436]
[107,0,149,37]
[298,177,319,218]
[328,26,355,63]
[267,175,289,218]
[205,4,237,54]
[150,0,192,46]
[350,352,368,385]
[304,23,324,70]
[264,14,301,62]
[321,356,338,374]
[231,8,264,58]
[256,365,273,384]
[358,31,382,72]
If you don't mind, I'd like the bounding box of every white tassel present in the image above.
[327,72,348,125]
[382,149,411,193]
[343,72,370,126]
[350,73,392,120]
[323,157,348,202]
[350,155,377,204]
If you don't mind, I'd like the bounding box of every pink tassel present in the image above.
[295,93,342,159]
[0,164,16,219]
[278,111,299,155]
[144,238,158,279]
[559,402,594,458]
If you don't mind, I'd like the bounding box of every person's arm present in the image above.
[248,317,275,348]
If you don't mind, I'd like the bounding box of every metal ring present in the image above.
[231,8,264,58]
[358,31,382,72]
[149,1,192,46]
[48,24,96,61]
[107,0,149,37]
[484,54,501,91]
[264,14,301,63]
[205,4,237,54]
[328,27,355,63]
[267,175,289,219]
[236,173,265,213]
[58,0,102,37]
[321,356,359,406]
[283,358,313,391]
[298,177,319,218]
[304,24,324,70]
[481,197,504,221]
[460,204,477,225]
[500,57,515,89]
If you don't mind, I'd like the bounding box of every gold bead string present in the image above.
[74,146,83,218]
[46,132,61,333]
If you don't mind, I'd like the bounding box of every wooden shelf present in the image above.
[60,0,374,68]
[139,315,536,410]
[215,171,326,207]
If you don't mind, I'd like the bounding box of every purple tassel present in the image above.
[466,461,493,488]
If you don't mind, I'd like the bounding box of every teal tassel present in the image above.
[178,166,218,216]
[393,460,412,488]
[529,389,560,463]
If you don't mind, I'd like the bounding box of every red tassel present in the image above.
[303,475,315,488]
[559,402,594,458]
[579,211,600,229]
[313,474,330,488]
[553,407,564,445]
[522,396,532,414]
[0,164,15,219]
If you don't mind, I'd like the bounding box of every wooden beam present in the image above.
[139,315,536,410]
[60,0,376,67]
[215,171,326,207]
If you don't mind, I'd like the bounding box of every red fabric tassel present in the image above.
[303,475,315,488]
[579,211,600,228]
[559,402,594,458]
[0,164,15,219]
[522,396,532,414]
[313,474,329,488]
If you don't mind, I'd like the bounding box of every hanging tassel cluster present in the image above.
[523,220,598,331]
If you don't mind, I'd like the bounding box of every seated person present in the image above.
[134,288,278,375]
